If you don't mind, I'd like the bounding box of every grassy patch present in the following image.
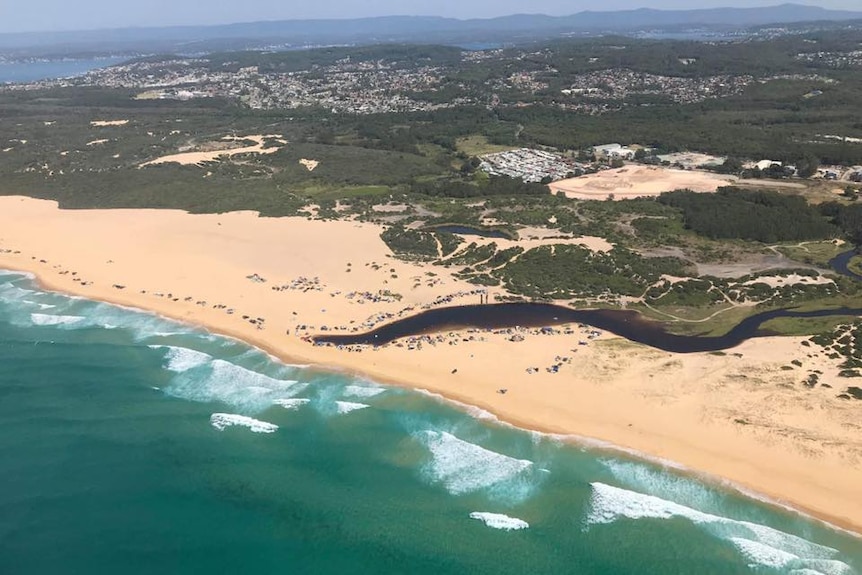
[775,241,845,267]
[758,315,860,336]
[637,304,755,337]
[847,255,862,277]
[455,135,516,157]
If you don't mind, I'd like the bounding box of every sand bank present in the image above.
[549,165,736,199]
[140,134,285,167]
[0,196,859,534]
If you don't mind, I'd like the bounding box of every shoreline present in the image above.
[0,196,860,535]
[5,263,862,538]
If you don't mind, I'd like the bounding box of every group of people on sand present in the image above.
[9,250,586,370]
[270,276,322,293]
[311,324,602,380]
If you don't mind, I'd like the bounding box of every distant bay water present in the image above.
[0,57,125,84]
[0,269,860,574]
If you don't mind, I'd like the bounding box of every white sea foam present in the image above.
[731,537,799,569]
[150,331,187,338]
[731,539,856,575]
[273,398,310,410]
[210,413,278,433]
[341,385,386,399]
[0,271,35,281]
[167,359,306,413]
[415,431,533,496]
[413,389,500,422]
[149,345,212,372]
[599,458,726,517]
[790,563,856,575]
[469,512,529,531]
[0,284,35,301]
[585,483,849,573]
[22,301,55,310]
[84,303,185,339]
[334,401,370,414]
[30,313,85,326]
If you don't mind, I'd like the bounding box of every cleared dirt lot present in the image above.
[548,165,736,200]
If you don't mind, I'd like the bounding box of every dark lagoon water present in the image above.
[315,302,862,351]
[829,249,862,282]
[1,269,860,574]
[0,57,125,83]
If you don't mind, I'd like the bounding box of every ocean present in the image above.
[0,58,125,84]
[0,269,860,574]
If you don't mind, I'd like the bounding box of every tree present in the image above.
[634,148,647,161]
[718,157,743,174]
[796,154,820,178]
[610,157,625,169]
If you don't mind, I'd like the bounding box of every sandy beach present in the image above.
[0,195,860,534]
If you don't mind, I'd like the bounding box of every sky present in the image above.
[1,0,859,34]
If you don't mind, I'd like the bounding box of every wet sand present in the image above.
[0,195,859,534]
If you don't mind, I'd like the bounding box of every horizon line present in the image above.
[0,2,854,37]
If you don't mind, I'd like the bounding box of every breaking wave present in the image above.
[23,301,55,310]
[30,313,85,326]
[273,398,310,411]
[469,512,529,531]
[585,482,851,574]
[210,413,278,433]
[149,345,212,372]
[415,430,535,498]
[81,301,192,340]
[341,385,386,399]
[599,458,729,517]
[166,359,305,414]
[334,401,370,414]
[412,389,501,423]
[0,283,36,303]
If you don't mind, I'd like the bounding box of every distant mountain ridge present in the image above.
[1,3,861,54]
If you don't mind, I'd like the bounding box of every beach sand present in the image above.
[0,195,860,533]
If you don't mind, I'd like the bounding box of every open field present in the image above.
[455,135,518,157]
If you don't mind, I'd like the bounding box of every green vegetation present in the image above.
[775,241,846,267]
[496,245,692,299]
[658,188,837,243]
[454,135,514,157]
[4,30,862,342]
[809,321,862,369]
[411,176,549,198]
[380,225,439,260]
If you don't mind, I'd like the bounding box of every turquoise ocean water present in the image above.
[0,269,860,574]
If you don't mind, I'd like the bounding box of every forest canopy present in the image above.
[658,188,837,243]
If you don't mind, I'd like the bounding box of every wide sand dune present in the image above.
[0,196,859,533]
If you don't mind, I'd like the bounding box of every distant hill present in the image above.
[1,3,861,55]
